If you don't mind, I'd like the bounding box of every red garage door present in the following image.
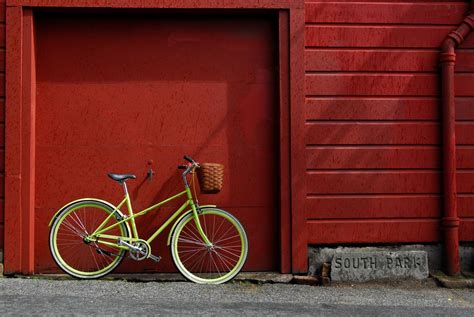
[34,11,279,273]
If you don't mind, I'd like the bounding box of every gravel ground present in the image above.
[0,277,473,315]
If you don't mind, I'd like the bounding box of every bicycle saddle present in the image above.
[107,173,136,183]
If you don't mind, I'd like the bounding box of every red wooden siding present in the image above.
[1,0,473,270]
[0,0,5,250]
[304,0,474,244]
[305,2,467,25]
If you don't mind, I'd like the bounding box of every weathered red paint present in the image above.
[278,10,291,274]
[305,2,467,25]
[4,0,306,274]
[440,1,474,276]
[306,195,474,220]
[309,218,474,245]
[20,8,35,274]
[4,0,474,277]
[306,26,466,49]
[289,7,306,273]
[34,11,280,273]
[303,0,474,252]
[307,220,441,245]
[306,74,439,96]
[0,0,5,251]
[4,5,23,274]
[7,0,302,9]
[305,123,474,145]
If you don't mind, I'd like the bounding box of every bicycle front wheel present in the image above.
[49,200,129,279]
[171,208,248,284]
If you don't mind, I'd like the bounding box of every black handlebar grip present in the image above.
[184,155,194,163]
[178,165,187,170]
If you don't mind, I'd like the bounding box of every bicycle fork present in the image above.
[182,161,213,247]
[188,197,212,247]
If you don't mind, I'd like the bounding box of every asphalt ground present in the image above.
[0,277,474,316]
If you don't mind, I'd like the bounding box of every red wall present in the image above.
[0,0,4,250]
[33,12,279,272]
[304,0,474,245]
[1,0,474,258]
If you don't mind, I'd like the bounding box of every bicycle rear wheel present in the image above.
[171,208,248,284]
[49,200,129,279]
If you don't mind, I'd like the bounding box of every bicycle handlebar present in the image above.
[179,156,200,187]
[184,155,194,163]
[179,155,200,174]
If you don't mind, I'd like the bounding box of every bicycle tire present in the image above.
[49,199,129,279]
[170,208,248,284]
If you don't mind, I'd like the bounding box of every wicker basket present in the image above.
[197,163,224,194]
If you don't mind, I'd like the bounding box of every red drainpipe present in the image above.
[440,2,474,276]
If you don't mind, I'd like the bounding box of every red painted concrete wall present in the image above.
[304,0,474,245]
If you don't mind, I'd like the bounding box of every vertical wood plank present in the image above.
[4,5,22,274]
[278,10,291,274]
[290,5,306,273]
[20,8,35,274]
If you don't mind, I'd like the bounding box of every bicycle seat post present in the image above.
[122,181,129,196]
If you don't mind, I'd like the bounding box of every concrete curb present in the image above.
[431,271,474,289]
[7,272,295,284]
[9,270,468,288]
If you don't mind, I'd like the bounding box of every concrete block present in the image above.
[331,250,428,282]
[292,275,319,286]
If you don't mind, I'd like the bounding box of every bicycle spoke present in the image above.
[213,250,232,273]
[178,248,206,254]
[189,250,208,273]
[214,223,234,245]
[202,213,208,241]
[180,248,205,265]
[212,217,226,245]
[178,231,204,244]
[71,211,89,235]
[178,237,207,246]
[51,202,126,278]
[211,214,216,242]
[214,233,240,245]
[61,219,85,238]
[214,248,239,265]
[173,210,247,283]
[209,252,221,275]
[182,224,205,245]
[198,251,208,273]
[88,245,100,271]
[214,246,241,259]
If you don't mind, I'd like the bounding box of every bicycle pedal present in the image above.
[148,254,161,263]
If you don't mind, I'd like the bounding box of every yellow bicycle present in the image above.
[48,156,248,284]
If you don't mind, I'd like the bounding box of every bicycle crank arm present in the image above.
[148,254,162,263]
[118,239,142,252]
[118,239,161,263]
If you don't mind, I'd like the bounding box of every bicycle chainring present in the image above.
[129,240,151,261]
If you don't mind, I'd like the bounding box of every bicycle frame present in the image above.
[86,181,212,251]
